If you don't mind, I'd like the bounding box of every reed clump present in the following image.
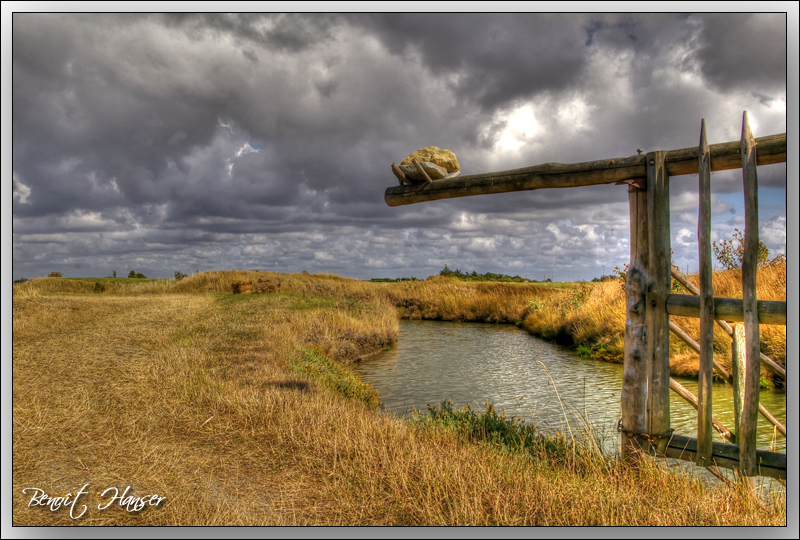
[12,277,785,525]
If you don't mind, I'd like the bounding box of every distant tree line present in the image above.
[370,277,420,282]
[438,265,537,283]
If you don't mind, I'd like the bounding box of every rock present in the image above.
[399,161,448,182]
[400,146,460,174]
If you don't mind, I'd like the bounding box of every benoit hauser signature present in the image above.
[22,484,165,519]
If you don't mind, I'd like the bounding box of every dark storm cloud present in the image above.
[158,13,340,53]
[694,13,787,95]
[360,13,591,110]
[10,12,789,281]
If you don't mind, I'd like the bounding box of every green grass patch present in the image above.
[289,347,380,406]
[411,400,539,454]
[215,292,342,311]
[410,400,600,469]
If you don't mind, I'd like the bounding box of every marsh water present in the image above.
[353,320,787,485]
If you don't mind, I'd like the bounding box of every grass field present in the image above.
[12,271,786,525]
[64,276,166,284]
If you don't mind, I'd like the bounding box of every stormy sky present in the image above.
[9,12,794,282]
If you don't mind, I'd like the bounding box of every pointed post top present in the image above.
[699,119,709,155]
[741,111,755,149]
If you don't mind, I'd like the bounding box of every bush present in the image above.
[174,271,188,281]
[713,228,769,270]
[128,271,147,279]
[47,272,63,278]
[231,281,253,294]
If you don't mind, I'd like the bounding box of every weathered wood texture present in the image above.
[384,133,787,206]
[669,378,731,440]
[621,258,649,455]
[670,268,786,377]
[664,435,786,481]
[391,162,408,185]
[739,112,761,478]
[665,294,786,325]
[412,160,433,183]
[620,178,651,456]
[731,323,746,442]
[668,320,785,437]
[646,152,671,444]
[696,119,714,467]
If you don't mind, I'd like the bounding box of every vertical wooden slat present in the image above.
[731,323,746,443]
[739,111,761,478]
[697,119,714,466]
[621,184,650,457]
[646,151,671,448]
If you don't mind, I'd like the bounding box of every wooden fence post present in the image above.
[646,151,671,450]
[731,323,746,443]
[697,119,714,466]
[621,180,650,457]
[739,111,761,479]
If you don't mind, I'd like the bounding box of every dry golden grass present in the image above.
[12,274,786,526]
[521,263,787,383]
[18,263,787,381]
[377,279,564,323]
[668,263,787,381]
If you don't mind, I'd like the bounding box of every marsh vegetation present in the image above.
[12,268,786,525]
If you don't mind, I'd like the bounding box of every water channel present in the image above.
[352,320,787,487]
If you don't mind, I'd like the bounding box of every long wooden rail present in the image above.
[384,133,786,206]
[665,295,786,325]
[662,435,786,481]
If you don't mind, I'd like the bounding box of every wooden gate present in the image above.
[384,112,787,481]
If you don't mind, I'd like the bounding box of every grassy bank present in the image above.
[519,263,787,384]
[12,273,785,525]
[15,263,787,382]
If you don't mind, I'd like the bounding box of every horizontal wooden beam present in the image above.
[666,294,786,325]
[663,434,786,480]
[384,133,786,206]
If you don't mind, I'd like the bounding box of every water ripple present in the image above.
[354,320,787,457]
